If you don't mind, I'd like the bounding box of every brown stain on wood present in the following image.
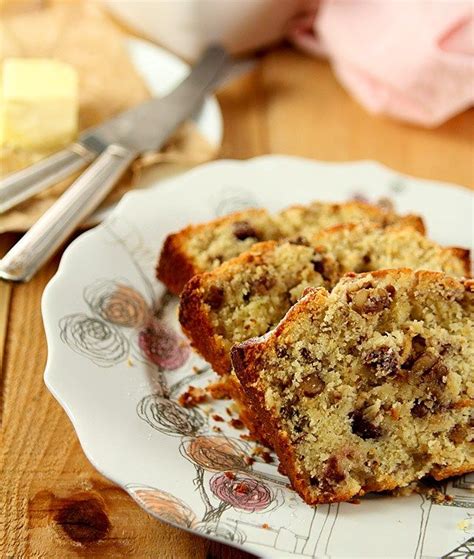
[53,495,111,544]
[29,488,112,545]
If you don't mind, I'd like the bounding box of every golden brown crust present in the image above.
[156,232,201,295]
[397,214,426,234]
[449,247,472,277]
[223,373,274,445]
[311,220,416,241]
[343,267,465,287]
[430,464,474,481]
[314,221,377,236]
[179,275,230,375]
[230,342,306,493]
[232,270,473,504]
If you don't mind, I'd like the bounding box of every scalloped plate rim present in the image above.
[42,155,473,558]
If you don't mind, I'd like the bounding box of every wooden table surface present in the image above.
[1,46,473,559]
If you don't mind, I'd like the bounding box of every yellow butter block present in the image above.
[0,58,78,149]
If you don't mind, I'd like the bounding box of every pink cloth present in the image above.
[288,0,474,127]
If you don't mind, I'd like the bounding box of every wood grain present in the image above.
[0,234,14,422]
[0,248,240,559]
[1,45,473,559]
[218,60,268,160]
[261,48,474,189]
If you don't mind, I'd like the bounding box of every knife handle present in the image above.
[0,144,136,282]
[0,144,96,214]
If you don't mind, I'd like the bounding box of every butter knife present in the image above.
[0,45,231,282]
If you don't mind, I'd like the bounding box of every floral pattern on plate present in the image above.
[44,157,473,558]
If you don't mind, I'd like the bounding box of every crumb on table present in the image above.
[206,380,232,400]
[240,433,258,441]
[457,519,470,531]
[178,386,207,408]
[252,446,274,463]
[244,456,255,466]
[229,418,245,430]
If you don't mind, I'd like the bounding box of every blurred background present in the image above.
[1,0,473,200]
[1,0,472,233]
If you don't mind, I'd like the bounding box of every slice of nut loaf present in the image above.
[157,201,425,294]
[231,270,474,504]
[180,223,470,443]
[179,223,470,376]
[314,223,470,277]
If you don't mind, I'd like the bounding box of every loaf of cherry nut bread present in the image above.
[179,223,470,377]
[231,270,474,505]
[157,200,425,294]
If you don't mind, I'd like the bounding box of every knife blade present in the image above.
[78,44,231,155]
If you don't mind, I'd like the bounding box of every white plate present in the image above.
[43,157,473,559]
[89,37,223,223]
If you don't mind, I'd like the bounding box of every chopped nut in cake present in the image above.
[157,201,425,295]
[231,270,474,504]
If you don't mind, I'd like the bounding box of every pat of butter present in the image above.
[0,58,78,149]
